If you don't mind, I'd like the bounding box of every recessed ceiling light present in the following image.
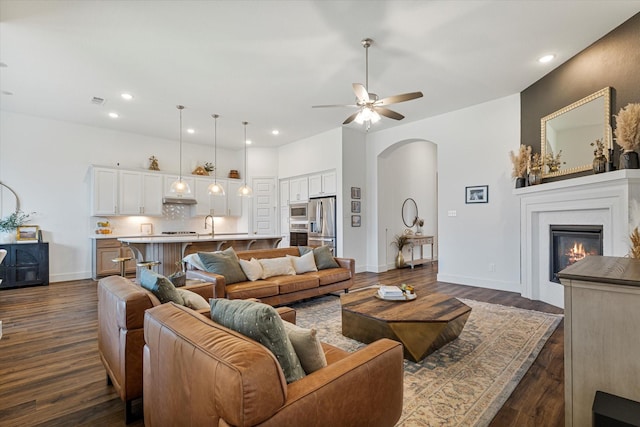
[246,140,252,145]
[108,112,119,119]
[120,93,134,101]
[271,129,279,135]
[538,54,555,64]
[187,128,195,134]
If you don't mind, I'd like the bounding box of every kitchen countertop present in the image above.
[117,234,281,243]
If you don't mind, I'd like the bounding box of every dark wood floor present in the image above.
[0,264,564,426]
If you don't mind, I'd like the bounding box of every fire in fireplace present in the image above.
[549,224,603,283]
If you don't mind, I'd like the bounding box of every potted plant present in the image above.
[509,145,531,188]
[0,210,34,243]
[390,234,409,268]
[614,103,640,169]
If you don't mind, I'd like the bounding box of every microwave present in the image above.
[289,203,308,221]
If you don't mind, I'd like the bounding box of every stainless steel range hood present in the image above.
[162,196,197,205]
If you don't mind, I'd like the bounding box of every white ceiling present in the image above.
[1,1,639,150]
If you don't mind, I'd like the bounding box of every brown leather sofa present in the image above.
[97,275,295,423]
[186,247,355,306]
[143,302,404,427]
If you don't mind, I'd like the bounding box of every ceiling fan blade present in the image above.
[375,107,405,120]
[312,104,358,109]
[352,83,369,102]
[377,91,423,106]
[343,111,360,125]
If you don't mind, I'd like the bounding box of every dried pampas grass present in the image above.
[615,103,640,151]
[630,227,640,259]
[509,145,531,178]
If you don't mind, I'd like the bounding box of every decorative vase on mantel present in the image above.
[619,150,639,169]
[528,168,542,185]
[592,155,607,174]
[515,177,527,188]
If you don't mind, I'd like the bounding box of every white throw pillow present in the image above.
[259,256,296,279]
[176,288,210,310]
[239,257,264,282]
[183,253,207,271]
[287,251,318,274]
[282,320,327,374]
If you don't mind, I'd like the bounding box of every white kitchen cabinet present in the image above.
[308,171,336,197]
[91,167,118,216]
[119,171,163,216]
[227,180,243,216]
[289,177,308,202]
[193,178,228,217]
[279,205,290,247]
[279,179,290,207]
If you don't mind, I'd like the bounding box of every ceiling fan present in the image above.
[313,38,423,127]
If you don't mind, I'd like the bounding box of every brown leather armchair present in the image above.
[143,302,404,427]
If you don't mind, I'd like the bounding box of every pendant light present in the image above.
[169,105,191,196]
[207,114,225,196]
[237,121,253,197]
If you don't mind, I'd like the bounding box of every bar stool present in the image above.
[112,256,132,277]
[137,260,161,271]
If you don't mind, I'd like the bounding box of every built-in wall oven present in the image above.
[289,221,308,246]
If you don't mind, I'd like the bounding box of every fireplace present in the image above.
[549,224,603,283]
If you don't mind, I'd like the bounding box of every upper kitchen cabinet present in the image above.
[279,180,290,207]
[227,180,243,217]
[193,178,229,217]
[119,170,163,216]
[289,177,309,202]
[308,171,336,198]
[91,167,118,216]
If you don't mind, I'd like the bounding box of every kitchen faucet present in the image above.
[204,214,214,237]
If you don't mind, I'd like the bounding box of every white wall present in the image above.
[277,128,342,179]
[341,127,366,267]
[366,94,522,293]
[0,111,245,282]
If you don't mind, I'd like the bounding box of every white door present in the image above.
[253,178,276,235]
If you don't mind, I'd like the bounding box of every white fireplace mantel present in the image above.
[515,169,640,308]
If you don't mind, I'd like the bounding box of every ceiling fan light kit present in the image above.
[313,37,423,130]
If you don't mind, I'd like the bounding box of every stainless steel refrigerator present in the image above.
[308,196,336,253]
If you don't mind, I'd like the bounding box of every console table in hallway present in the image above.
[405,235,434,269]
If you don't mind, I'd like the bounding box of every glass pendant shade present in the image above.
[238,121,252,197]
[208,114,225,196]
[170,105,191,196]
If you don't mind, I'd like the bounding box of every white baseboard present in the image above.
[436,273,520,294]
[49,271,93,283]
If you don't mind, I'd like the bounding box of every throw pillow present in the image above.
[298,245,339,270]
[238,257,263,281]
[198,247,247,284]
[210,299,305,383]
[259,256,296,279]
[183,253,207,271]
[282,320,327,374]
[286,251,318,274]
[140,268,185,305]
[176,288,210,310]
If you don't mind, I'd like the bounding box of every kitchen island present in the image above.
[118,234,282,277]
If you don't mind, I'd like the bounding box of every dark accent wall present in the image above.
[521,12,640,174]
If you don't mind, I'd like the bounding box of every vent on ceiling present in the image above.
[91,96,106,105]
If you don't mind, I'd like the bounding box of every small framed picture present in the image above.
[351,201,361,213]
[351,187,361,199]
[17,225,39,241]
[465,185,488,204]
[351,215,361,227]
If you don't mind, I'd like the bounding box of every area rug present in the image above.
[291,295,563,427]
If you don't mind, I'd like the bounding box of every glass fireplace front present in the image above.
[549,224,603,283]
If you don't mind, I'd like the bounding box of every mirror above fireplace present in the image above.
[541,87,611,179]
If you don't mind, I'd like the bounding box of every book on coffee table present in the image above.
[378,286,403,297]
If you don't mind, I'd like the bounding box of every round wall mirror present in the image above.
[0,182,20,219]
[401,198,418,227]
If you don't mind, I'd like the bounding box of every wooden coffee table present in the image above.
[340,287,471,362]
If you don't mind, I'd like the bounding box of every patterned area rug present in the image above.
[291,295,562,427]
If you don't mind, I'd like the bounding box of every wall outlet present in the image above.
[447,210,457,217]
[489,263,496,272]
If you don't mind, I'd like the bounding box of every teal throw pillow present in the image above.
[298,245,339,270]
[210,299,305,383]
[198,247,247,284]
[140,268,185,305]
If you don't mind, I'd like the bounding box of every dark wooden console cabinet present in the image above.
[0,242,49,289]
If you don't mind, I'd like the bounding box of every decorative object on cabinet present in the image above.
[351,215,361,227]
[351,201,360,213]
[465,185,488,204]
[351,187,361,199]
[509,144,531,188]
[169,105,192,196]
[208,114,225,196]
[591,138,607,174]
[228,169,240,179]
[148,155,160,170]
[528,153,543,185]
[1,210,35,243]
[140,223,153,235]
[0,242,49,289]
[237,121,253,197]
[16,225,39,241]
[204,162,215,173]
[416,218,424,235]
[614,103,640,169]
[191,165,208,176]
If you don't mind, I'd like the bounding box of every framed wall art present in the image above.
[351,187,361,199]
[17,225,39,241]
[351,201,361,213]
[351,215,361,227]
[465,185,488,204]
